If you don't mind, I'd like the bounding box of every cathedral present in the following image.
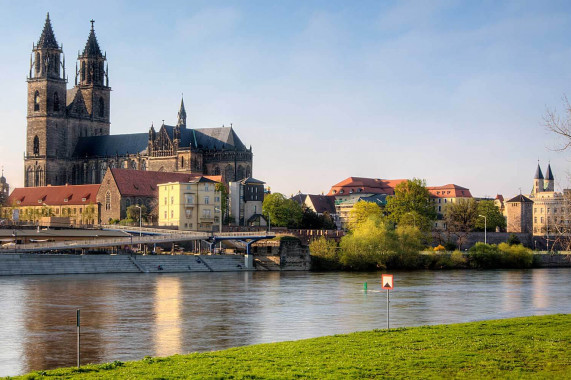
[25,14,253,188]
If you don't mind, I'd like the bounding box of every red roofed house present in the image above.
[327,177,407,229]
[97,168,222,223]
[427,184,473,229]
[327,177,407,199]
[6,184,100,225]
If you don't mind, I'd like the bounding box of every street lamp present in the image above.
[135,205,142,252]
[479,214,487,245]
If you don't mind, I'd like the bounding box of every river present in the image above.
[0,268,569,377]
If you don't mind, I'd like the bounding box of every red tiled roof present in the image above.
[8,184,100,206]
[427,184,472,198]
[327,177,407,196]
[109,168,222,197]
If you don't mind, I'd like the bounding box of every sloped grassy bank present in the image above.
[11,314,570,379]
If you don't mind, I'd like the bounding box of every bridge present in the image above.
[0,225,275,254]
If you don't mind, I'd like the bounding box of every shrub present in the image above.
[498,243,533,268]
[310,237,341,270]
[450,250,467,267]
[507,234,521,246]
[468,242,502,269]
[444,241,457,251]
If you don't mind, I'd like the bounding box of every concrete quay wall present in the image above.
[0,253,252,276]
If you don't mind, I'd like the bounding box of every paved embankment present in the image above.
[0,253,250,276]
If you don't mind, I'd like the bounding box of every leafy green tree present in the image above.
[263,193,303,228]
[320,211,337,230]
[126,204,148,224]
[475,200,506,231]
[215,183,229,224]
[386,178,436,231]
[347,201,383,231]
[444,198,478,232]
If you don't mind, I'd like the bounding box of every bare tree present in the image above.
[544,96,571,151]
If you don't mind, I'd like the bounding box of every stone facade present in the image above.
[506,195,533,234]
[25,15,253,189]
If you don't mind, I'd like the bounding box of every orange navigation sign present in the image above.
[381,274,393,290]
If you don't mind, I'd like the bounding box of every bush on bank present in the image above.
[310,232,534,271]
[468,242,533,269]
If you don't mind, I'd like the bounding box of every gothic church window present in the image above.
[105,191,111,211]
[34,91,40,111]
[214,166,221,176]
[237,166,245,180]
[53,92,60,112]
[224,165,234,183]
[99,97,104,118]
[180,157,185,168]
[33,136,40,155]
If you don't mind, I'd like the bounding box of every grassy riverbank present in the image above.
[11,314,570,379]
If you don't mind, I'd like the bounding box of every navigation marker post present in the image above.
[77,309,81,369]
[381,274,394,330]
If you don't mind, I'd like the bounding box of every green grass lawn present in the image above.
[10,314,570,379]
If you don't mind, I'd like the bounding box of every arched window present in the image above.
[237,165,245,180]
[100,162,107,179]
[53,92,60,112]
[246,166,251,178]
[224,165,234,183]
[105,191,111,211]
[131,160,137,170]
[141,161,146,171]
[214,166,221,176]
[180,156,185,168]
[33,135,40,155]
[34,91,40,111]
[35,53,40,74]
[81,62,86,83]
[99,97,104,118]
[125,198,131,207]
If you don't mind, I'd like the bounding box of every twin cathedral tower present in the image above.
[25,14,253,188]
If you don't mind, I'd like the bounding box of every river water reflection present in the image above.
[0,268,569,376]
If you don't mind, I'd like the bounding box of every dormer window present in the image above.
[64,198,68,202]
[340,190,344,194]
[82,197,87,202]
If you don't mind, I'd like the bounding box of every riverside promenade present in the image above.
[0,253,251,275]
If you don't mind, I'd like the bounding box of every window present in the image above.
[34,91,40,111]
[185,194,194,204]
[203,209,211,217]
[171,196,174,205]
[33,135,40,155]
[164,211,167,218]
[438,199,441,204]
[185,209,192,218]
[180,157,185,168]
[99,97,104,117]
[534,217,537,223]
[164,197,167,205]
[204,196,209,205]
[205,184,210,191]
[171,210,174,218]
[105,191,111,210]
[53,92,60,112]
[215,196,220,202]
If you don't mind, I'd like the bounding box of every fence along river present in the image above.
[0,268,570,377]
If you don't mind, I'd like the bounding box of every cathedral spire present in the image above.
[77,19,107,87]
[82,20,103,58]
[177,96,187,128]
[37,13,59,50]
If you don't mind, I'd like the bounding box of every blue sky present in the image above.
[1,0,571,197]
